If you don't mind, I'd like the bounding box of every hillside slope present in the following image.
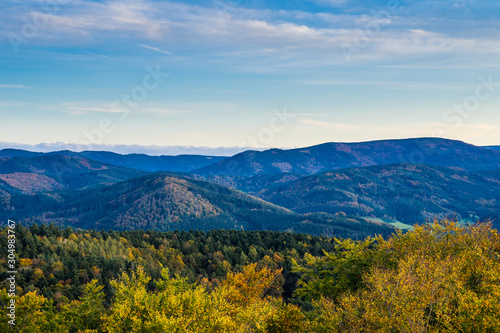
[0,155,146,191]
[13,173,395,238]
[257,163,500,224]
[195,138,500,176]
[190,173,303,195]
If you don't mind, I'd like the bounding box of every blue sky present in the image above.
[1,0,500,155]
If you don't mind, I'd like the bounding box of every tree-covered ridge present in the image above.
[2,140,500,235]
[5,173,394,239]
[0,154,147,221]
[194,138,500,176]
[0,155,146,191]
[1,221,499,332]
[0,149,227,172]
[256,163,500,225]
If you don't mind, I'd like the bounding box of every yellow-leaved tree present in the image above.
[311,221,500,333]
[102,263,306,332]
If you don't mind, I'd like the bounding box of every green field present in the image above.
[362,216,414,230]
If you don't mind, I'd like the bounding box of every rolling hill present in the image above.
[255,163,500,224]
[0,155,146,191]
[194,138,500,176]
[190,173,303,196]
[3,138,499,237]
[0,155,147,224]
[0,149,226,172]
[11,173,395,239]
[78,151,226,172]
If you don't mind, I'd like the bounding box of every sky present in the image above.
[1,0,500,155]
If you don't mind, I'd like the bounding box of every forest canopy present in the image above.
[1,220,499,332]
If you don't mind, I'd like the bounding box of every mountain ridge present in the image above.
[485,146,500,152]
[0,149,226,172]
[2,137,500,236]
[0,155,146,191]
[194,137,500,176]
[254,163,500,225]
[9,172,395,239]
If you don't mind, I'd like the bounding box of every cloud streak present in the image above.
[139,44,172,55]
[0,84,30,89]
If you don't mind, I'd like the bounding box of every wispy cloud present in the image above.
[307,0,350,7]
[300,118,358,130]
[141,107,189,115]
[139,44,172,55]
[0,101,26,107]
[67,106,124,114]
[3,0,499,67]
[84,50,116,60]
[0,84,30,89]
[297,79,467,90]
[299,118,499,139]
[53,103,192,116]
[1,0,499,148]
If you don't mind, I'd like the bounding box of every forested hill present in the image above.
[194,138,500,176]
[0,155,146,192]
[256,163,500,225]
[0,149,226,172]
[9,173,394,239]
[2,138,499,238]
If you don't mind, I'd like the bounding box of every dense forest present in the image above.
[254,163,500,225]
[1,171,395,239]
[1,220,499,332]
[0,223,339,304]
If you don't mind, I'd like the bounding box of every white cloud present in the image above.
[0,84,30,89]
[2,1,500,68]
[297,79,467,90]
[51,102,199,116]
[67,106,124,114]
[300,118,357,130]
[139,44,172,55]
[140,107,189,115]
[30,0,168,41]
[0,101,26,107]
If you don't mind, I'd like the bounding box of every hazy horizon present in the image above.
[1,136,499,156]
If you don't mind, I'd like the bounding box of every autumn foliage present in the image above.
[1,220,499,332]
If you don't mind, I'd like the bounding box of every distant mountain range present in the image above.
[485,146,500,152]
[0,149,226,172]
[1,137,499,236]
[194,138,500,176]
